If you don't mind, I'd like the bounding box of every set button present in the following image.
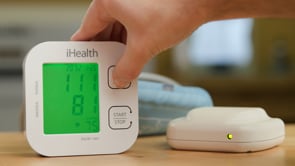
[108,65,131,89]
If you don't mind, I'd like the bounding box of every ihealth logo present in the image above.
[66,48,99,58]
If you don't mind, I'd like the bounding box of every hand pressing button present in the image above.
[108,65,131,89]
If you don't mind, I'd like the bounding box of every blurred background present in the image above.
[0,0,294,131]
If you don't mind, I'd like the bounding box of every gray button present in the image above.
[108,106,132,130]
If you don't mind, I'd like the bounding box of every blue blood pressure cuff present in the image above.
[138,73,213,136]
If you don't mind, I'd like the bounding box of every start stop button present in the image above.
[108,106,133,130]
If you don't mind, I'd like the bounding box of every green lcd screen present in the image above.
[43,63,99,134]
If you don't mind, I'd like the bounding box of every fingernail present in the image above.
[114,78,130,88]
[71,32,79,41]
[71,29,82,41]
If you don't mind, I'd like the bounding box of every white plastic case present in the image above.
[24,41,138,156]
[167,107,285,152]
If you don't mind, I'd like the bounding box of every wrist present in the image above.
[198,0,250,22]
[200,0,295,22]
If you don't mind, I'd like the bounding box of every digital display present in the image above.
[43,63,99,134]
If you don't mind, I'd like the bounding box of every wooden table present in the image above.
[1,125,295,166]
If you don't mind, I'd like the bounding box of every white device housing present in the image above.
[24,41,138,156]
[167,107,285,152]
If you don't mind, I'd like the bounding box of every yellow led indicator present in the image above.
[227,134,233,140]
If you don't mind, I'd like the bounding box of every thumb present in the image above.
[113,41,153,88]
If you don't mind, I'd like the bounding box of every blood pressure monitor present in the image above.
[23,41,138,156]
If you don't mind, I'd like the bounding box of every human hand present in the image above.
[72,0,295,88]
[71,0,206,88]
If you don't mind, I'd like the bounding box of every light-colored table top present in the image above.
[1,125,295,166]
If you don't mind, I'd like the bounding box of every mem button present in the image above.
[108,65,131,89]
[108,106,133,130]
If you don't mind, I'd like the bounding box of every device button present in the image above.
[108,106,133,130]
[108,65,131,89]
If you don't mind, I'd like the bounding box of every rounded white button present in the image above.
[108,106,132,130]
